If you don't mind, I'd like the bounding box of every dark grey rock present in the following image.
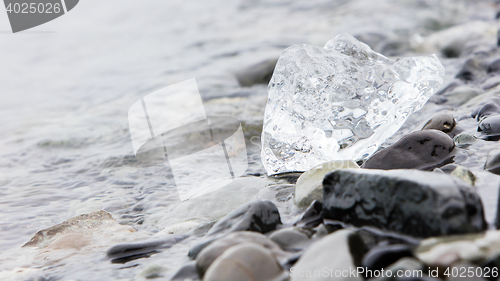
[361,244,413,272]
[322,169,486,238]
[235,58,278,87]
[421,113,456,133]
[362,130,455,170]
[206,199,281,236]
[106,236,177,263]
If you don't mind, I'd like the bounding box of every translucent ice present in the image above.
[261,33,445,175]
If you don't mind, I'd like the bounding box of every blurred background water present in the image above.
[0,0,497,279]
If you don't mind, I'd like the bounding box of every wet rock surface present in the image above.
[362,130,455,170]
[322,169,486,238]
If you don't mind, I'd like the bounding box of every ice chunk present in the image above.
[261,33,445,175]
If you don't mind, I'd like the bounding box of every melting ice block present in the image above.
[261,33,445,175]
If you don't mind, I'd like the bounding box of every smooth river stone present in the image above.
[362,130,455,170]
[203,242,285,281]
[261,33,444,175]
[196,231,289,278]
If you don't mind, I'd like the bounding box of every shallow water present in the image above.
[0,0,498,280]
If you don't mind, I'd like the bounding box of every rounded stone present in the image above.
[196,231,287,277]
[362,130,455,170]
[478,115,500,135]
[453,133,477,148]
[421,112,456,133]
[203,242,284,281]
[472,102,500,121]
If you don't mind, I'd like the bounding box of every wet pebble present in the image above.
[203,242,285,281]
[106,237,177,263]
[362,130,455,170]
[206,199,281,236]
[450,166,476,186]
[322,169,486,238]
[453,133,477,148]
[478,114,500,136]
[137,265,166,279]
[195,231,288,277]
[421,113,456,133]
[471,102,500,121]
